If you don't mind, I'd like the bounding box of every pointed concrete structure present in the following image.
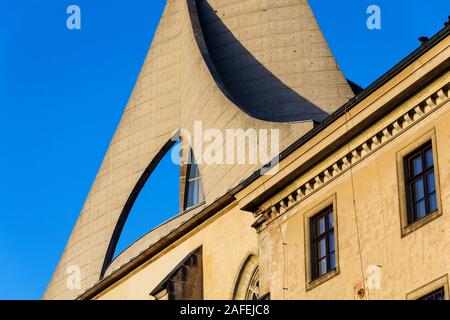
[45,0,354,299]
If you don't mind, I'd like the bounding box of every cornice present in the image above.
[253,82,450,230]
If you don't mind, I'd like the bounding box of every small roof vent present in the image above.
[418,36,429,45]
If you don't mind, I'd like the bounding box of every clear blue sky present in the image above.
[0,1,448,300]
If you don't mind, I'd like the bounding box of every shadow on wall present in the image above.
[190,0,329,122]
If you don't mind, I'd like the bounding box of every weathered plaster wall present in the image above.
[258,78,450,300]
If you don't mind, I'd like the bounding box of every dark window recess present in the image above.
[259,293,271,301]
[404,142,437,225]
[310,207,336,281]
[420,287,446,300]
[184,150,205,209]
[150,247,203,300]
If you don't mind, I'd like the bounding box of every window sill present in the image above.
[183,200,206,214]
[402,209,442,237]
[306,268,340,291]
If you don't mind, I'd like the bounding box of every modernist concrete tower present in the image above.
[45,0,356,299]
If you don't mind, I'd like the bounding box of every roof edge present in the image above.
[238,23,450,211]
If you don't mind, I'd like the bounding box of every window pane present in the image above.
[328,211,334,229]
[330,252,336,271]
[415,200,426,219]
[193,180,199,204]
[185,153,204,209]
[410,155,423,176]
[424,148,434,169]
[426,172,436,193]
[317,217,326,235]
[188,163,200,179]
[186,182,196,207]
[420,287,445,300]
[311,207,335,280]
[318,238,327,259]
[428,192,437,212]
[187,180,203,208]
[406,143,435,225]
[329,232,335,252]
[318,258,327,277]
[197,181,205,203]
[413,179,425,201]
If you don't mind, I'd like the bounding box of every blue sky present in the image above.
[0,1,448,300]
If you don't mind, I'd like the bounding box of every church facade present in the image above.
[45,0,450,300]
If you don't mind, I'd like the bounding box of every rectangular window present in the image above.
[420,287,446,300]
[184,150,205,210]
[310,207,336,281]
[404,141,437,225]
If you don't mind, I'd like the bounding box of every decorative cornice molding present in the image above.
[254,82,450,229]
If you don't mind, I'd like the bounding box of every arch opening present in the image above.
[233,254,260,300]
[100,139,181,278]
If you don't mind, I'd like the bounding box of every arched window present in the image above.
[246,267,260,300]
[233,255,260,300]
[184,150,205,210]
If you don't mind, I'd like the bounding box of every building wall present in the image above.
[257,76,450,300]
[94,204,258,300]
